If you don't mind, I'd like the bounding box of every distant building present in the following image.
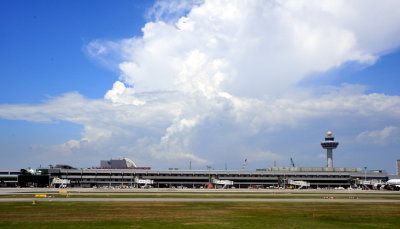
[100,158,137,169]
[0,170,20,187]
[397,159,400,176]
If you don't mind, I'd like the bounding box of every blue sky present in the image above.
[0,0,152,103]
[1,0,400,173]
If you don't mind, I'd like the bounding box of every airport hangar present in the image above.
[1,132,396,189]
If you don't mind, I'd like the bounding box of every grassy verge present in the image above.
[0,201,399,228]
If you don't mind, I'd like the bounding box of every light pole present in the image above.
[364,166,367,188]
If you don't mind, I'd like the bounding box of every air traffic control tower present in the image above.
[321,131,339,168]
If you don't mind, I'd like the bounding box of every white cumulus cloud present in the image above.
[356,126,400,145]
[1,0,400,169]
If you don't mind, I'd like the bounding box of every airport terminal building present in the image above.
[47,165,388,189]
[45,132,388,189]
[1,132,394,189]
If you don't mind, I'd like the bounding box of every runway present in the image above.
[2,192,400,198]
[1,188,399,203]
[1,197,400,202]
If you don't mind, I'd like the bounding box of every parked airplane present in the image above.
[385,179,400,190]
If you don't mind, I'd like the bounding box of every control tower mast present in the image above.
[321,131,339,168]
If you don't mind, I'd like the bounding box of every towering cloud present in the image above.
[2,0,400,169]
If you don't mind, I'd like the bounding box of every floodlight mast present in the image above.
[320,131,339,168]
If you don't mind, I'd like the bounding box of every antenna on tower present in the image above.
[241,159,247,170]
[189,161,192,170]
[290,157,295,167]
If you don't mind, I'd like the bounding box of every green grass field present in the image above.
[0,201,399,228]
